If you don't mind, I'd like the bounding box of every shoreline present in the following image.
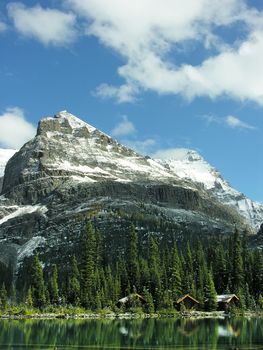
[1,310,262,320]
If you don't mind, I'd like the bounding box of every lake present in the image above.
[0,317,263,349]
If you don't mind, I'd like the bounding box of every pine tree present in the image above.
[231,228,244,293]
[258,294,263,309]
[31,255,46,309]
[26,287,33,308]
[105,265,114,306]
[252,250,263,299]
[185,242,194,292]
[95,291,102,310]
[80,222,96,308]
[143,287,154,313]
[49,264,59,304]
[206,271,217,311]
[68,255,80,306]
[213,243,228,293]
[148,237,161,308]
[0,283,8,310]
[195,242,208,308]
[10,283,16,306]
[127,225,140,290]
[117,256,129,295]
[170,245,182,304]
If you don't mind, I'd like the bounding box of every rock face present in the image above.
[157,150,263,229]
[0,111,262,277]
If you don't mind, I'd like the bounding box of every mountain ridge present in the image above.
[1,111,262,228]
[0,111,262,279]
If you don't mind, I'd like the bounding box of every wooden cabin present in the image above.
[176,294,200,310]
[117,293,146,308]
[216,294,239,311]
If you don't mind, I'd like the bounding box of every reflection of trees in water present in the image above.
[0,318,262,348]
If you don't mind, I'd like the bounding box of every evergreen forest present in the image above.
[1,221,263,314]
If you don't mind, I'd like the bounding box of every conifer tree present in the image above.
[26,287,33,308]
[252,250,263,299]
[213,243,228,293]
[49,264,59,304]
[148,237,161,308]
[31,255,46,309]
[206,271,217,311]
[0,283,7,310]
[195,242,207,307]
[116,256,129,295]
[258,294,263,309]
[95,291,102,310]
[10,283,16,306]
[68,255,80,305]
[185,242,194,292]
[143,287,154,313]
[170,245,182,303]
[80,222,96,308]
[231,228,244,293]
[127,225,140,290]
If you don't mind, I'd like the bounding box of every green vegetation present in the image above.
[1,222,263,315]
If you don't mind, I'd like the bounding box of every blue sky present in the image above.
[0,0,263,202]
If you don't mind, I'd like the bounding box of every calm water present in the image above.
[0,317,263,349]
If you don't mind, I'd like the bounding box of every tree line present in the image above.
[1,222,263,312]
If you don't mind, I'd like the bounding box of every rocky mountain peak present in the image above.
[0,111,262,232]
[1,111,185,203]
[37,110,96,138]
[0,110,261,276]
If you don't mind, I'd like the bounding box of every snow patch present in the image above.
[70,175,97,183]
[0,205,48,225]
[55,111,96,133]
[156,149,263,229]
[17,236,46,266]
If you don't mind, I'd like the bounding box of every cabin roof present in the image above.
[216,294,239,303]
[118,293,146,304]
[177,293,200,304]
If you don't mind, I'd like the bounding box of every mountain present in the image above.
[0,111,261,283]
[156,150,263,229]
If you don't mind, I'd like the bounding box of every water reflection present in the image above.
[0,317,262,349]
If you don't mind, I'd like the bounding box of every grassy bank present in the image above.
[2,306,262,320]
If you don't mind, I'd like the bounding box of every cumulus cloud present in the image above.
[123,138,156,155]
[66,0,263,105]
[95,83,138,104]
[0,107,36,149]
[7,3,77,46]
[111,116,136,137]
[202,114,255,130]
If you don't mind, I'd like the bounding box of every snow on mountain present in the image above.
[1,112,262,231]
[156,149,263,229]
[1,111,261,274]
[0,149,17,177]
[24,110,182,186]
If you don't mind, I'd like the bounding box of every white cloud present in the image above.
[95,83,138,103]
[225,115,255,130]
[202,114,255,130]
[122,138,156,155]
[8,3,77,46]
[111,116,136,137]
[152,148,193,160]
[66,0,263,105]
[0,107,36,149]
